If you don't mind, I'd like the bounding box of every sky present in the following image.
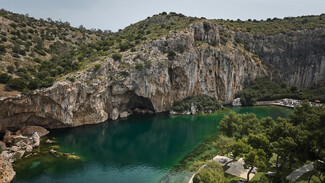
[0,0,325,32]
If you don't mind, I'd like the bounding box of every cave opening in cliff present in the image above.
[126,91,155,113]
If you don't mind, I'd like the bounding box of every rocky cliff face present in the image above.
[0,21,265,131]
[236,28,325,88]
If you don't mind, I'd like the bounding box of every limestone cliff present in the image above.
[236,28,325,88]
[0,21,266,131]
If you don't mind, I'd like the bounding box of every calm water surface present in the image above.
[13,106,292,183]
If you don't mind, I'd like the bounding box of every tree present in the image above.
[6,78,27,91]
[237,113,260,138]
[193,161,228,183]
[247,134,272,159]
[112,53,122,61]
[167,50,176,60]
[244,149,267,182]
[213,135,235,156]
[219,112,240,137]
[0,73,12,84]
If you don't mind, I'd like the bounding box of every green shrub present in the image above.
[0,44,6,53]
[177,44,185,53]
[27,78,41,90]
[112,53,122,61]
[7,66,15,73]
[135,63,144,70]
[67,77,76,82]
[0,73,12,84]
[167,50,176,60]
[172,94,221,112]
[7,78,27,91]
[144,60,152,68]
[94,63,101,71]
[235,77,304,105]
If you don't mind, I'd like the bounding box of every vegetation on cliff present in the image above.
[1,9,325,94]
[172,94,221,113]
[236,77,325,105]
[214,14,325,35]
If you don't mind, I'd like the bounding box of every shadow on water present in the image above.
[13,106,292,183]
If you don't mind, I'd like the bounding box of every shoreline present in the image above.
[255,98,322,108]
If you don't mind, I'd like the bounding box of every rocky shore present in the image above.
[0,126,48,183]
[255,98,322,108]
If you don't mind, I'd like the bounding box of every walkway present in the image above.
[286,163,314,182]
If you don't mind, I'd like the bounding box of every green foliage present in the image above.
[67,77,76,82]
[167,50,176,60]
[236,77,325,105]
[135,63,144,70]
[213,135,235,156]
[218,102,325,181]
[193,161,228,183]
[219,112,260,138]
[144,60,152,68]
[213,14,325,35]
[0,73,12,84]
[94,63,101,71]
[236,77,303,105]
[172,94,221,113]
[6,78,27,91]
[112,53,122,61]
[176,44,185,53]
[0,44,6,53]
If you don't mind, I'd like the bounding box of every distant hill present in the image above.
[0,10,325,94]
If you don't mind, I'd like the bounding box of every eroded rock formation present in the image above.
[236,28,325,88]
[1,21,323,131]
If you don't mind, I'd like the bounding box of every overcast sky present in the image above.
[1,0,324,32]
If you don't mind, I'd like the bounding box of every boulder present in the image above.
[0,154,15,183]
[232,98,242,107]
[45,139,55,144]
[12,151,25,161]
[31,132,40,147]
[190,103,197,114]
[110,108,119,120]
[12,135,28,144]
[120,111,131,118]
[17,126,49,137]
[15,141,27,149]
[9,146,19,152]
[0,141,6,153]
[25,145,33,152]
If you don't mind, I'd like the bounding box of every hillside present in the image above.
[0,9,106,93]
[1,10,325,94]
[0,10,324,130]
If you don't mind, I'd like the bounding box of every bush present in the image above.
[27,78,41,90]
[67,77,76,82]
[0,44,6,53]
[7,78,27,91]
[177,44,185,53]
[144,60,152,68]
[112,53,122,61]
[235,77,304,105]
[135,63,144,70]
[0,73,12,84]
[167,50,176,60]
[94,63,101,71]
[7,66,15,73]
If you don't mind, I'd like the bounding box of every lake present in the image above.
[13,106,292,183]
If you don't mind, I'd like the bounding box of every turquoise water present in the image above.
[13,106,292,183]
